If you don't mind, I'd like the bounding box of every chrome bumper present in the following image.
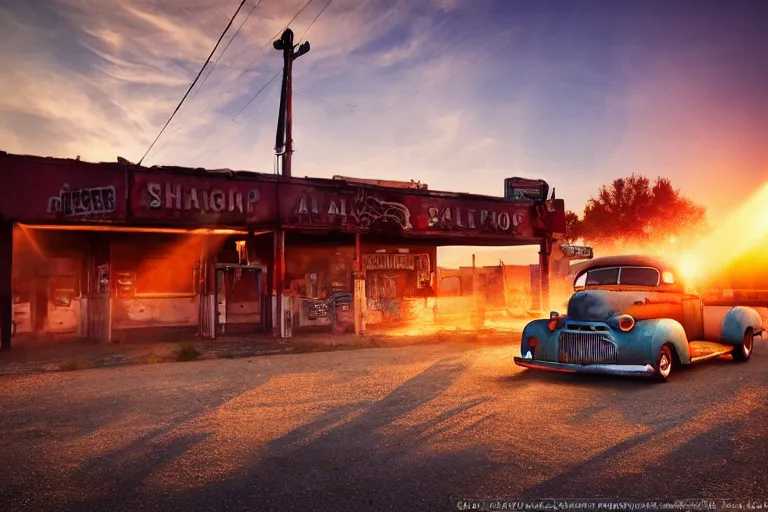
[513,356,656,377]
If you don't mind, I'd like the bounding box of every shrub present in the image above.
[176,345,200,362]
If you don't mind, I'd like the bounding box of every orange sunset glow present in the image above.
[580,181,768,292]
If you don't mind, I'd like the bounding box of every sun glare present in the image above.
[673,181,768,287]
[676,254,700,285]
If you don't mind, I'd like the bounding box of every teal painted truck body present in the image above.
[514,255,763,379]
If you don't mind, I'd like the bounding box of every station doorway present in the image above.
[213,263,268,335]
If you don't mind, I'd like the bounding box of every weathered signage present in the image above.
[290,188,413,231]
[412,195,534,238]
[145,182,260,214]
[423,204,525,234]
[364,253,416,271]
[281,183,535,238]
[504,177,549,201]
[47,184,117,217]
[0,153,565,245]
[0,157,127,222]
[131,173,276,226]
[560,245,594,260]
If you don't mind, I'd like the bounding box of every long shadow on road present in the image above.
[515,412,768,499]
[0,368,275,512]
[7,346,768,512]
[155,354,500,512]
[478,352,768,501]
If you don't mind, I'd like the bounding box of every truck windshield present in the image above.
[620,267,660,286]
[576,266,660,288]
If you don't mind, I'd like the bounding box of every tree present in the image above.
[572,174,706,249]
[564,210,582,244]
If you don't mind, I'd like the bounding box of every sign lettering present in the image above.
[294,190,413,230]
[364,253,416,271]
[47,184,116,217]
[146,182,260,214]
[427,205,522,234]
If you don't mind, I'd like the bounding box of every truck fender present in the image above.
[520,319,551,354]
[720,306,763,345]
[650,318,691,365]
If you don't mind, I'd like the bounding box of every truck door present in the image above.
[681,296,704,341]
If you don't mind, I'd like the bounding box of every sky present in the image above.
[1,0,766,267]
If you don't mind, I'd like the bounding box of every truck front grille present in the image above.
[558,331,617,365]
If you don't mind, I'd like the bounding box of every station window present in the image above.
[111,238,199,296]
[134,258,196,295]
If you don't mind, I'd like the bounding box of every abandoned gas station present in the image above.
[0,150,568,350]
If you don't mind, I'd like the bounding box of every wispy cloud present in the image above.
[0,0,766,264]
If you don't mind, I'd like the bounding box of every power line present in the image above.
[245,80,283,127]
[288,14,497,118]
[199,80,282,166]
[232,0,331,122]
[233,69,282,120]
[137,0,249,166]
[195,0,265,98]
[237,0,316,81]
[298,0,332,43]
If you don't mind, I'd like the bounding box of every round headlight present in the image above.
[618,314,635,332]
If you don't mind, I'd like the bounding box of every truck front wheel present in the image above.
[732,329,753,363]
[655,344,673,382]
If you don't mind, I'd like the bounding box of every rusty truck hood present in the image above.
[566,289,653,322]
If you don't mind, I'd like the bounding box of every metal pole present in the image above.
[0,220,13,350]
[539,238,552,313]
[284,37,294,178]
[274,230,286,337]
[354,232,365,335]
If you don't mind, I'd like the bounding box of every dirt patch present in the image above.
[0,328,522,376]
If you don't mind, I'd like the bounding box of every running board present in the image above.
[689,341,735,363]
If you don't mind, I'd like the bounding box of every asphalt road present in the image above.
[1,338,767,512]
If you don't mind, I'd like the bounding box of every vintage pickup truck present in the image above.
[514,255,763,381]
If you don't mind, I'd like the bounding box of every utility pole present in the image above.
[272,28,309,338]
[274,28,310,178]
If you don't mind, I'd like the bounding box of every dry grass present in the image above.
[175,345,201,362]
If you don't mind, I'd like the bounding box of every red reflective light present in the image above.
[528,337,538,348]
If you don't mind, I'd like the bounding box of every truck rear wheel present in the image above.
[732,329,753,363]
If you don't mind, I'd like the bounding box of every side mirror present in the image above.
[549,311,559,319]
